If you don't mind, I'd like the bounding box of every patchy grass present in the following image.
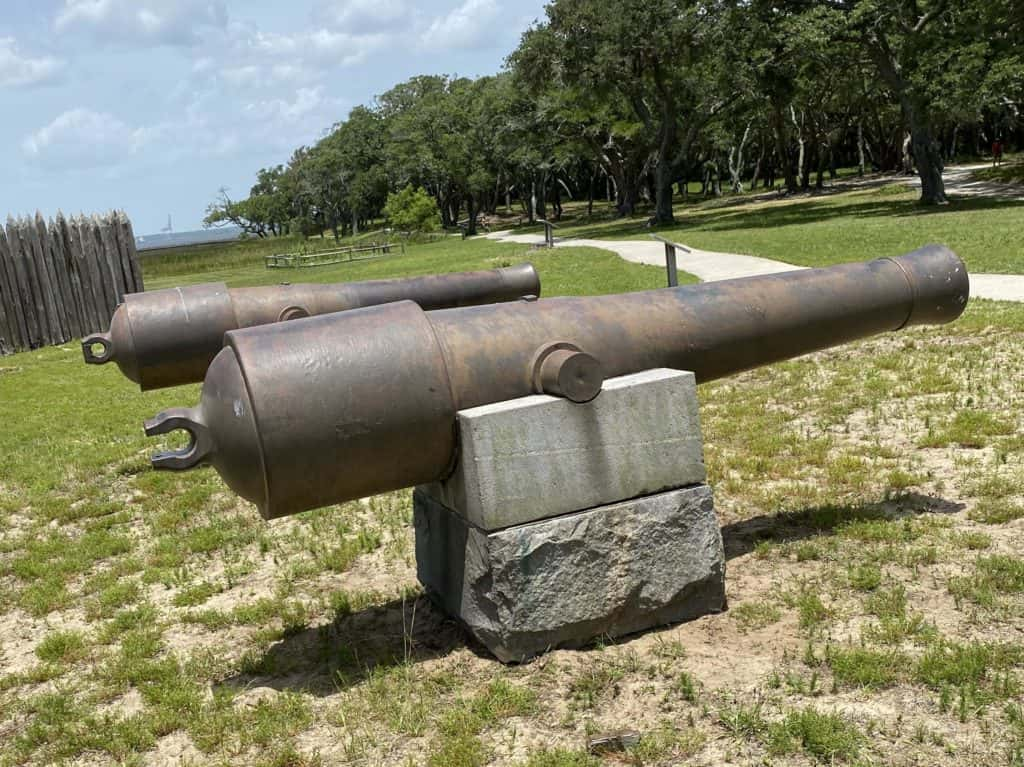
[826,646,905,689]
[766,707,864,762]
[3,227,1024,765]
[731,601,782,631]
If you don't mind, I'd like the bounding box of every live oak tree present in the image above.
[213,0,1024,235]
[514,0,739,224]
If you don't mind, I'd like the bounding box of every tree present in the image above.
[821,0,998,204]
[384,185,441,233]
[513,0,738,224]
[203,188,274,238]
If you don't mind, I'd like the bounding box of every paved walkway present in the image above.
[486,230,1023,301]
[486,165,1024,302]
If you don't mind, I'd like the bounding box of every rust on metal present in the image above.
[83,263,541,390]
[145,245,969,519]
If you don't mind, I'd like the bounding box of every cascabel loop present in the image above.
[144,407,212,470]
[145,245,970,521]
[82,263,542,391]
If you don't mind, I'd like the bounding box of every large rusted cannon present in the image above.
[82,263,540,390]
[145,245,968,519]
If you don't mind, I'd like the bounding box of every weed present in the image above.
[766,707,864,762]
[919,410,1015,449]
[969,499,1024,524]
[718,701,766,738]
[796,591,830,633]
[669,672,700,703]
[949,555,1024,608]
[848,563,883,591]
[826,646,905,689]
[731,601,782,631]
[34,630,89,664]
[569,664,622,710]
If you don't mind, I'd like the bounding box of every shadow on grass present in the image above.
[217,492,964,695]
[568,194,1024,243]
[720,491,964,560]
[217,594,475,697]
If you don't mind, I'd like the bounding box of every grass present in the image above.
[973,158,1024,185]
[527,172,1024,274]
[3,185,1024,764]
[766,707,864,762]
[826,646,906,689]
[141,235,696,293]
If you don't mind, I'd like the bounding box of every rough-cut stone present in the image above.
[424,368,706,531]
[414,483,725,663]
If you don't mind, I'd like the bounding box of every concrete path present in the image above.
[486,231,805,281]
[485,230,1024,303]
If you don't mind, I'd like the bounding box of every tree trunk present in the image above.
[650,88,678,224]
[912,126,947,204]
[533,173,547,221]
[770,103,799,193]
[857,122,866,176]
[868,35,946,203]
[901,132,914,174]
[728,123,751,193]
[618,181,639,216]
[750,142,763,192]
[791,106,806,189]
[653,158,675,224]
[466,195,477,236]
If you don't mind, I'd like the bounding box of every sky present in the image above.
[0,0,547,235]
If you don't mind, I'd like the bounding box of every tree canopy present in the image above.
[208,0,1024,236]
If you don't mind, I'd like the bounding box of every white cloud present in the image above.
[315,0,412,34]
[245,86,338,123]
[55,0,228,46]
[233,27,386,67]
[0,37,65,88]
[420,0,500,50]
[22,108,153,168]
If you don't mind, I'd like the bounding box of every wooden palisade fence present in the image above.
[0,212,143,355]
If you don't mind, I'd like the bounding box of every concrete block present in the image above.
[425,368,705,531]
[414,483,725,663]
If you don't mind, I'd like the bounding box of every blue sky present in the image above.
[0,0,546,234]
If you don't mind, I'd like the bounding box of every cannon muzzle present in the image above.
[83,263,541,390]
[147,245,968,519]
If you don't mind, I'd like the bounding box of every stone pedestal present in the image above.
[413,369,726,662]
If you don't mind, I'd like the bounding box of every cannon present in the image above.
[81,263,540,390]
[144,245,968,519]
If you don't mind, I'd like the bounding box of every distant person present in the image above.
[993,139,1004,166]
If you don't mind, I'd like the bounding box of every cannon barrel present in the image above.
[82,263,541,390]
[145,245,968,519]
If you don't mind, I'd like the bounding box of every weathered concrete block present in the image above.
[425,368,706,531]
[414,483,725,663]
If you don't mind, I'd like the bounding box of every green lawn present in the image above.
[543,179,1024,274]
[142,238,694,294]
[973,157,1024,185]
